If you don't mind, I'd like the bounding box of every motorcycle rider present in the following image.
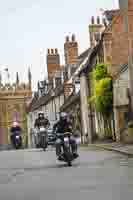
[53,112,78,160]
[10,121,22,145]
[34,111,50,147]
[34,111,50,128]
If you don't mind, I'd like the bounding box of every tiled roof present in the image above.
[31,85,64,111]
[60,92,80,112]
[78,39,103,76]
[66,48,93,83]
[104,9,120,18]
[78,48,91,60]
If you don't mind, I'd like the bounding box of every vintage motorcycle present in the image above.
[34,128,40,148]
[11,131,22,149]
[55,132,80,167]
[39,126,48,151]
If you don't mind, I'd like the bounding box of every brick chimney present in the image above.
[89,16,105,48]
[47,48,60,79]
[64,82,74,98]
[64,34,79,65]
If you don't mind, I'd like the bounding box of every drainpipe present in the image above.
[128,38,133,118]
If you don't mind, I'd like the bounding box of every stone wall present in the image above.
[113,67,129,142]
[113,68,129,106]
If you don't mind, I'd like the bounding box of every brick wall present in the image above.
[111,33,129,76]
[128,0,133,10]
[103,1,133,77]
[128,10,133,32]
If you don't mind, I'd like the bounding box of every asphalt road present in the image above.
[0,147,133,200]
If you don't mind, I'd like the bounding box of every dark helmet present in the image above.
[38,111,44,118]
[60,112,68,121]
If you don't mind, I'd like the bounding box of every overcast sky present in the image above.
[0,0,118,90]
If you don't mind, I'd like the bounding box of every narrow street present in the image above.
[0,147,133,200]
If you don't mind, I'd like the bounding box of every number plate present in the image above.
[40,127,45,132]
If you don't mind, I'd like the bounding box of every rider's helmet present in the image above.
[38,111,44,118]
[60,112,68,121]
[12,121,19,127]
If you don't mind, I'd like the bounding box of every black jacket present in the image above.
[53,119,72,134]
[10,126,21,134]
[34,117,50,128]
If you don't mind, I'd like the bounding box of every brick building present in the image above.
[103,0,133,142]
[103,0,133,76]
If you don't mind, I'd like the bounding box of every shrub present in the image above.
[128,121,133,128]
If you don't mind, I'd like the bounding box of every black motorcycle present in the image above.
[56,132,78,167]
[11,131,22,149]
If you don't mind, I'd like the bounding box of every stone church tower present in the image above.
[0,69,32,149]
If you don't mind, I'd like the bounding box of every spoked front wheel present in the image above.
[68,160,72,167]
[43,146,47,151]
[65,150,72,167]
[43,142,47,151]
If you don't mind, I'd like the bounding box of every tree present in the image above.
[93,63,108,80]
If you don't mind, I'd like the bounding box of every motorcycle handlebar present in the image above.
[56,132,72,137]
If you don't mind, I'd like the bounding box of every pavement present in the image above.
[0,147,133,199]
[86,142,133,157]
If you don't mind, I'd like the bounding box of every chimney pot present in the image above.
[91,16,95,24]
[47,49,50,54]
[97,16,100,24]
[55,48,58,54]
[51,49,54,54]
[66,36,69,42]
[102,18,107,27]
[72,34,75,41]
